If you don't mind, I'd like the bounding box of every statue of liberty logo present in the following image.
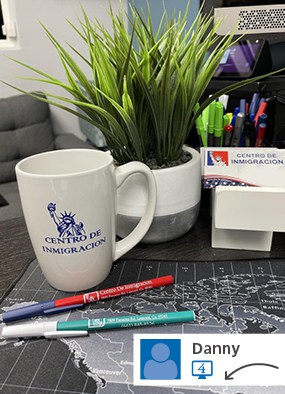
[47,202,86,238]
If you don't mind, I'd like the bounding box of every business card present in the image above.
[201,147,285,188]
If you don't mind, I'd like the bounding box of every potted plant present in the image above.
[4,1,280,243]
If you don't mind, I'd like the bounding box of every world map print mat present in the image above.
[1,257,285,393]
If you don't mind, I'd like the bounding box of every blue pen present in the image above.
[249,93,259,118]
[259,98,266,105]
[1,301,82,323]
[213,101,224,147]
[233,107,240,116]
[239,99,246,115]
[230,107,240,127]
[230,114,237,127]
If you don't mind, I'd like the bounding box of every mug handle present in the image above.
[114,161,156,260]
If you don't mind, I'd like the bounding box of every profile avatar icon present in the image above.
[142,342,179,380]
[47,202,86,237]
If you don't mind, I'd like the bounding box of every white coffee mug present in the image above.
[16,149,156,291]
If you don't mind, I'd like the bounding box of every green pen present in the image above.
[207,101,216,147]
[194,103,207,147]
[1,310,195,339]
[214,101,224,147]
[202,105,209,132]
[223,113,230,128]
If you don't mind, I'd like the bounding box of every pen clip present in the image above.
[44,330,88,338]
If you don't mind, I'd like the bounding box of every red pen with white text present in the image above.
[2,275,174,322]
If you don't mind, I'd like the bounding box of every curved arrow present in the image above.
[225,363,279,380]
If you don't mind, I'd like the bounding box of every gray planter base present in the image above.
[117,203,200,244]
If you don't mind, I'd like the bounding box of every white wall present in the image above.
[0,0,127,138]
[0,0,199,139]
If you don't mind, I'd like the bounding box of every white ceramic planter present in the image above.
[116,146,201,243]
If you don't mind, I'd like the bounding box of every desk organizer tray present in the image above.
[201,147,285,251]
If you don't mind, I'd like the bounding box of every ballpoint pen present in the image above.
[231,113,245,147]
[255,123,267,147]
[256,112,267,124]
[226,112,233,124]
[230,107,240,127]
[263,96,277,144]
[239,98,246,115]
[213,101,224,147]
[255,113,267,134]
[249,92,259,118]
[2,275,174,323]
[258,97,266,106]
[195,116,207,147]
[253,101,268,126]
[202,105,209,134]
[207,101,216,146]
[1,310,195,339]
[218,94,229,110]
[230,114,236,127]
[224,124,233,147]
[233,107,240,116]
[223,114,230,129]
[244,113,255,147]
[194,103,207,147]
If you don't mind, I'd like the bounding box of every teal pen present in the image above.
[1,310,195,339]
[213,101,224,147]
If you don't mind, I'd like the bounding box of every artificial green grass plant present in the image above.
[4,2,280,166]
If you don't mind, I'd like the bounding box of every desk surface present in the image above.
[3,210,285,261]
[1,210,285,300]
[1,237,285,392]
[1,213,285,393]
